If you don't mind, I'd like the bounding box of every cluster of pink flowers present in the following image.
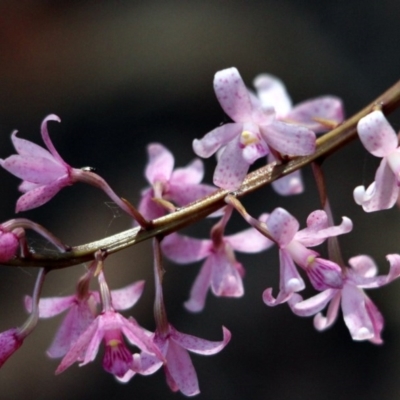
[0,67,399,397]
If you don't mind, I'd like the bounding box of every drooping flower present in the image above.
[139,143,219,220]
[353,110,400,212]
[263,208,352,306]
[25,280,145,358]
[162,212,273,312]
[193,67,316,190]
[120,325,231,397]
[253,73,344,195]
[288,254,400,343]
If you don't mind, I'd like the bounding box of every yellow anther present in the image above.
[240,131,258,146]
[306,255,316,267]
[108,339,121,348]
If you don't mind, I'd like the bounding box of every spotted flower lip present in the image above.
[120,325,231,397]
[288,254,400,343]
[353,110,400,212]
[193,67,316,190]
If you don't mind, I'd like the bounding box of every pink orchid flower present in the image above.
[25,280,145,358]
[193,67,316,190]
[0,328,24,368]
[253,73,344,195]
[0,115,75,212]
[55,310,163,377]
[263,208,352,306]
[288,254,400,343]
[120,325,231,397]
[139,143,218,220]
[162,214,273,312]
[353,110,400,211]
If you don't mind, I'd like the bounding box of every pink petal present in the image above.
[295,213,352,247]
[253,73,292,118]
[0,231,19,262]
[260,120,316,155]
[171,159,204,185]
[161,233,211,264]
[266,207,299,246]
[357,110,398,157]
[111,281,145,310]
[2,155,66,184]
[55,317,100,374]
[353,158,399,212]
[348,255,377,278]
[184,258,213,312]
[210,252,244,298]
[272,170,304,196]
[225,225,274,253]
[47,302,96,358]
[165,340,199,396]
[0,328,24,368]
[16,177,69,212]
[313,291,341,331]
[170,325,231,355]
[263,250,305,306]
[341,283,375,341]
[213,136,251,190]
[40,114,67,166]
[286,96,344,133]
[193,123,242,158]
[214,67,253,123]
[364,296,384,344]
[145,143,174,184]
[168,183,217,207]
[11,131,55,160]
[288,289,337,317]
[25,295,75,317]
[137,189,166,220]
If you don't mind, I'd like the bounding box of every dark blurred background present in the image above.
[1,1,400,399]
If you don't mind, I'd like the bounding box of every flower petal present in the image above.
[286,96,344,133]
[357,110,398,157]
[193,123,242,158]
[266,207,299,246]
[353,158,399,212]
[170,325,231,355]
[111,281,145,310]
[253,73,292,118]
[184,258,213,312]
[25,295,75,318]
[165,340,200,396]
[261,120,316,156]
[171,159,204,185]
[213,136,251,190]
[214,67,253,122]
[162,233,211,264]
[145,143,174,184]
[11,131,55,160]
[288,289,337,317]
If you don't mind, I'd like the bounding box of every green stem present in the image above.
[4,80,400,269]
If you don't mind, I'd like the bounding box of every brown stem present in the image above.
[4,79,400,269]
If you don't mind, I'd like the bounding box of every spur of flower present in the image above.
[193,67,316,190]
[252,73,344,195]
[139,143,218,220]
[288,254,400,343]
[120,324,231,397]
[353,110,400,212]
[262,208,352,306]
[161,213,273,312]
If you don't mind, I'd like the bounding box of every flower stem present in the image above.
[4,79,400,269]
